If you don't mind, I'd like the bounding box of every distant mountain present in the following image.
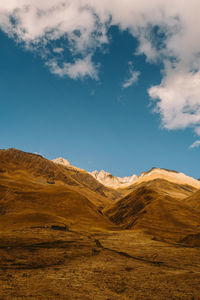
[90,170,138,188]
[52,157,138,189]
[89,167,200,190]
[1,148,200,244]
[133,167,200,189]
[52,157,122,203]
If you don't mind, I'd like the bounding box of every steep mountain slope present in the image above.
[182,189,200,210]
[0,181,114,231]
[0,148,120,209]
[52,161,121,203]
[0,148,117,230]
[105,179,200,242]
[52,157,122,201]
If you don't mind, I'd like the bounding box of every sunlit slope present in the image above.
[105,179,200,241]
[123,167,200,190]
[121,176,197,199]
[0,183,115,231]
[0,149,116,230]
[0,148,120,209]
[52,162,121,202]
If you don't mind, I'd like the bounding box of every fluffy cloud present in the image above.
[149,70,200,129]
[1,1,200,134]
[47,55,98,79]
[0,0,108,79]
[189,140,200,149]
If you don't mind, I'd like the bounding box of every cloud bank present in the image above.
[1,0,200,136]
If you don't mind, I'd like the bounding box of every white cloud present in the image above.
[189,140,200,149]
[122,63,140,88]
[149,70,200,129]
[1,1,200,134]
[47,55,98,79]
[0,0,109,80]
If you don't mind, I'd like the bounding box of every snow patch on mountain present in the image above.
[52,158,200,190]
[90,170,138,188]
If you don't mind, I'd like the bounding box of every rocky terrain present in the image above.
[0,148,200,299]
[90,169,138,188]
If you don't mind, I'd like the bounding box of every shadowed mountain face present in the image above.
[104,179,200,242]
[182,189,200,210]
[1,148,200,299]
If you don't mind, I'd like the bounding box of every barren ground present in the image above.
[0,227,200,300]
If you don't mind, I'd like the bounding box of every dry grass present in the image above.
[0,228,200,299]
[0,148,200,299]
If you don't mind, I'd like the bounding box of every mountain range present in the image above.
[0,148,200,299]
[1,148,200,240]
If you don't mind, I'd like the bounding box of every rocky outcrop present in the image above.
[90,170,138,188]
[52,157,71,167]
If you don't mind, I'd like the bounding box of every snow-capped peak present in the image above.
[90,170,138,188]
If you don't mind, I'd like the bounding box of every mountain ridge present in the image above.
[52,155,200,189]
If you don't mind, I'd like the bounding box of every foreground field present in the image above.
[0,227,200,300]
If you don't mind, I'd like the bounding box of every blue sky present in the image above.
[0,1,200,178]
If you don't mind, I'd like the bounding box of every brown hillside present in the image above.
[105,179,200,242]
[0,148,120,209]
[54,163,122,203]
[120,177,197,199]
[182,189,200,210]
[0,149,117,231]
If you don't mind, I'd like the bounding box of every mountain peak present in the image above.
[90,170,138,188]
[140,167,178,177]
[52,157,71,167]
[136,167,200,189]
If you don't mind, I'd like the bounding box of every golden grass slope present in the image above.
[105,179,200,242]
[1,148,200,243]
[0,148,117,231]
[0,148,121,209]
[182,189,200,210]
